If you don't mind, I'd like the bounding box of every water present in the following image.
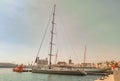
[0,68,101,81]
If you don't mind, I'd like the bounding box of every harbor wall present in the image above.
[113,70,120,81]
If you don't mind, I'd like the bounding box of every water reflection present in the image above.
[0,68,100,81]
[45,74,99,81]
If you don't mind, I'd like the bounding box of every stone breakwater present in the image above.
[95,70,120,81]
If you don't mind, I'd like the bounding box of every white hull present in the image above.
[32,68,87,75]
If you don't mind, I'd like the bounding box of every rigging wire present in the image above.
[34,0,57,64]
[54,23,58,62]
[34,6,53,63]
[55,21,68,61]
[57,13,80,62]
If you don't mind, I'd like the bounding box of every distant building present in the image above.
[81,63,93,67]
[69,59,72,64]
[118,61,120,67]
[36,57,48,65]
[68,59,74,65]
[57,61,67,65]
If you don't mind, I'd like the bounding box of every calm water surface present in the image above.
[0,68,101,81]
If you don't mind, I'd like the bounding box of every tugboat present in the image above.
[32,4,87,76]
[13,64,31,72]
[13,64,24,72]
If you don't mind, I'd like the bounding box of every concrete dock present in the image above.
[95,70,120,81]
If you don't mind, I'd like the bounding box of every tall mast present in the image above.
[83,45,87,66]
[55,50,58,64]
[49,4,56,69]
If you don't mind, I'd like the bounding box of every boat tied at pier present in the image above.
[32,4,87,75]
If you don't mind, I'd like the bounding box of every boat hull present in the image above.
[84,68,108,73]
[32,69,87,75]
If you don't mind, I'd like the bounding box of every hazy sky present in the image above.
[0,0,120,64]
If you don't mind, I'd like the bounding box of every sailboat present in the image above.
[32,4,87,75]
[81,46,110,74]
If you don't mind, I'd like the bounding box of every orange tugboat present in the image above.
[13,64,24,72]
